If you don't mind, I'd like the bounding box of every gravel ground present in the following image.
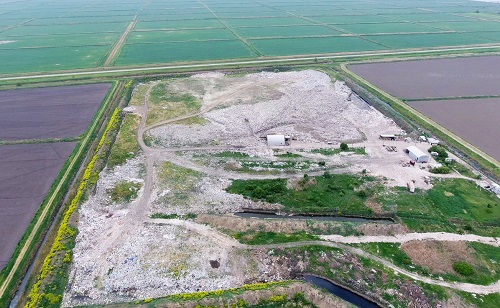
[147,70,366,147]
[63,70,468,307]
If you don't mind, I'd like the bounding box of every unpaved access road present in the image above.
[321,232,500,247]
[148,218,500,295]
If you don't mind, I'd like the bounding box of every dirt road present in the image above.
[147,218,500,295]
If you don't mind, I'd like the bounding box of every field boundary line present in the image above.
[104,16,137,67]
[195,0,262,56]
[1,44,500,82]
[340,63,499,169]
[0,82,121,301]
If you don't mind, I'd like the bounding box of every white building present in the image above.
[428,138,440,145]
[267,134,286,146]
[407,146,430,163]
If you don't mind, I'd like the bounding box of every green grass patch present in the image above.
[171,116,209,126]
[311,147,366,156]
[458,290,500,307]
[146,82,201,125]
[274,152,302,158]
[155,161,202,205]
[227,173,376,215]
[107,114,141,168]
[107,180,142,203]
[150,213,197,220]
[128,83,148,106]
[233,231,319,245]
[379,178,500,236]
[213,151,250,158]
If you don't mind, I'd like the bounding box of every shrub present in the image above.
[340,142,349,151]
[453,261,475,276]
[429,166,451,174]
[428,145,448,158]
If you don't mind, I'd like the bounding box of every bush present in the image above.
[453,261,475,276]
[429,166,451,174]
[340,143,349,151]
[428,145,448,158]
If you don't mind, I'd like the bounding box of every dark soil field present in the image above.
[349,56,500,99]
[0,142,76,270]
[410,98,500,161]
[0,83,110,140]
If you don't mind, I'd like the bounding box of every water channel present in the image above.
[235,212,395,224]
[304,275,380,308]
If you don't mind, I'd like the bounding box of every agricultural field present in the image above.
[0,84,111,140]
[2,0,500,74]
[410,98,500,161]
[0,142,75,270]
[348,56,500,99]
[348,55,500,162]
[0,83,111,271]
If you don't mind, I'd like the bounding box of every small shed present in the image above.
[267,134,286,146]
[407,146,430,163]
[428,138,440,145]
[492,184,500,195]
[380,134,396,140]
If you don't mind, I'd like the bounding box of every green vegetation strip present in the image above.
[379,178,500,237]
[0,82,121,306]
[227,173,379,215]
[78,281,295,307]
[25,108,120,307]
[233,231,319,245]
[107,113,141,168]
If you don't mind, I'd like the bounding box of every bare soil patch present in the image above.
[0,83,110,140]
[410,98,500,161]
[0,142,75,270]
[401,240,476,274]
[349,56,500,99]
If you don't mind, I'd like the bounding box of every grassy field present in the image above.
[2,0,500,75]
[379,178,500,236]
[146,81,202,125]
[107,114,141,168]
[227,173,379,215]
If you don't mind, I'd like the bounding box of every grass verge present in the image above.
[107,114,141,168]
[233,231,319,245]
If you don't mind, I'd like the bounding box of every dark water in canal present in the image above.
[235,212,394,224]
[304,275,380,308]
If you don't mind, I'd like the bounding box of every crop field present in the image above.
[0,83,111,271]
[0,83,111,140]
[2,0,500,74]
[0,142,76,270]
[348,55,500,162]
[349,56,500,99]
[410,98,500,161]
